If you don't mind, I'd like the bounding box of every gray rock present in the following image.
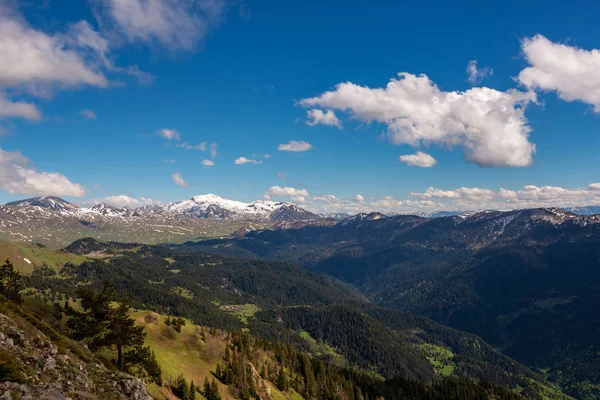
[43,357,57,371]
[43,387,67,400]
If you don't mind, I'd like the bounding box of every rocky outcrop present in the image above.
[0,310,153,400]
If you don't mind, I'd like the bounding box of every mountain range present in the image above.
[0,195,321,247]
[1,194,599,248]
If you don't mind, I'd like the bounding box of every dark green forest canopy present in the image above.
[21,238,566,398]
[173,210,600,399]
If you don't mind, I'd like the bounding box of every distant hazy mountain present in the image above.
[319,212,350,220]
[562,205,600,215]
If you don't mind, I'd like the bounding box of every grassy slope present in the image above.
[0,241,87,273]
[132,310,305,400]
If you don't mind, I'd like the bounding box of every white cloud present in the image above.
[171,172,187,187]
[409,184,600,210]
[0,94,41,121]
[80,109,97,120]
[176,141,207,151]
[590,183,600,190]
[0,9,151,121]
[201,159,214,166]
[157,128,180,140]
[291,196,306,204]
[0,148,85,197]
[265,186,309,198]
[518,35,600,112]
[312,194,337,202]
[102,0,226,52]
[466,60,493,84]
[305,193,440,215]
[0,16,108,97]
[306,109,342,129]
[234,157,262,165]
[278,140,313,152]
[210,142,217,158]
[300,73,537,168]
[399,151,437,168]
[100,195,160,208]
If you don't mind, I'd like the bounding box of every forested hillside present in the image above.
[7,238,569,399]
[175,209,600,399]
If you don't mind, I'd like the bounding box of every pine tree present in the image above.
[224,346,230,362]
[172,375,190,400]
[210,379,221,400]
[203,377,211,399]
[277,367,289,391]
[66,281,148,372]
[0,259,22,303]
[215,363,222,381]
[189,380,196,400]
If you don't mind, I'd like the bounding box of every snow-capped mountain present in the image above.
[143,194,319,221]
[5,194,596,249]
[0,194,321,247]
[83,203,140,218]
[6,196,80,214]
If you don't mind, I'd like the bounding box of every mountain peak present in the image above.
[85,203,139,218]
[6,196,79,213]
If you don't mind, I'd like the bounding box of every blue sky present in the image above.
[0,0,599,213]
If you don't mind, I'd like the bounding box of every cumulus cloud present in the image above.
[306,109,342,129]
[519,35,600,112]
[265,186,309,198]
[171,172,187,187]
[0,16,108,97]
[0,6,153,122]
[301,183,600,214]
[0,94,41,121]
[210,142,217,158]
[312,194,337,202]
[99,195,160,208]
[234,157,262,165]
[305,193,440,215]
[0,148,85,197]
[399,151,437,168]
[157,128,180,140]
[80,109,97,120]
[100,0,226,52]
[409,184,600,210]
[278,140,313,152]
[201,159,214,166]
[300,73,537,167]
[466,60,493,84]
